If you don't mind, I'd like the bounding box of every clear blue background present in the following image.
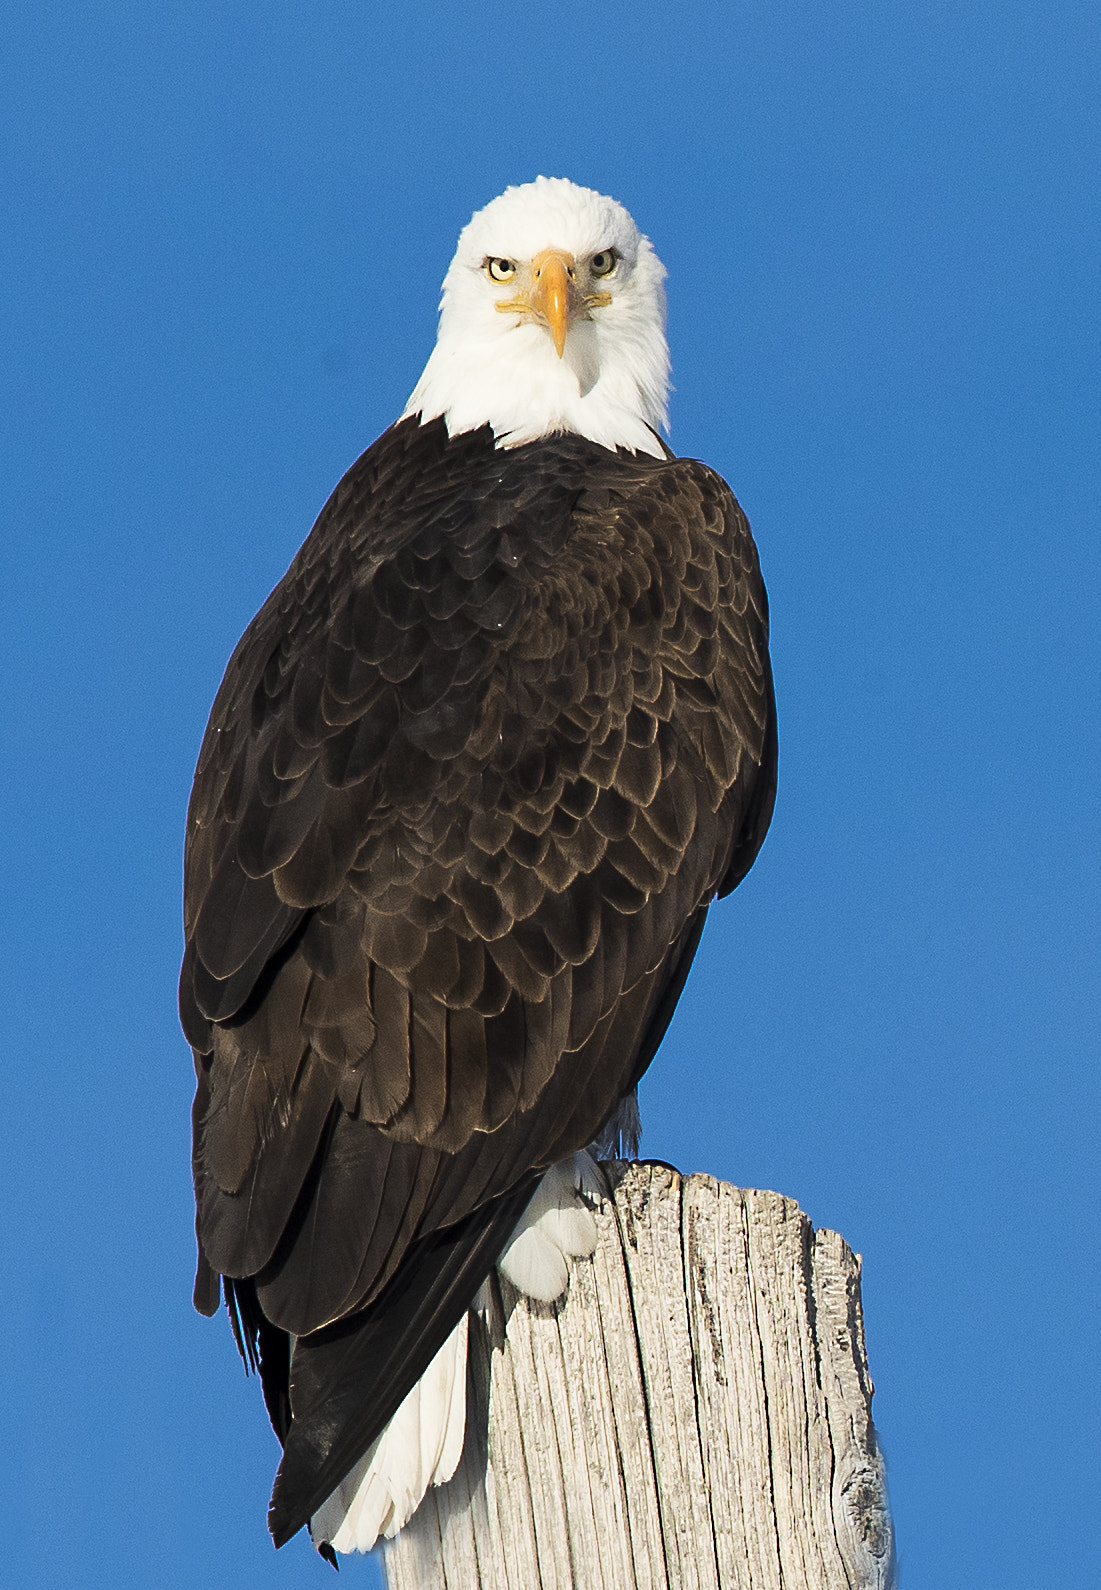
[3,3,1097,1585]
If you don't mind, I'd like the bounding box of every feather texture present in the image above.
[182,414,776,1551]
[309,1150,603,1554]
[310,1313,470,1552]
[496,1151,602,1302]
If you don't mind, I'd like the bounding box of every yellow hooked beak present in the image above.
[529,249,575,358]
[495,249,610,358]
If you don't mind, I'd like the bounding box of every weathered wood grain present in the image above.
[384,1163,895,1590]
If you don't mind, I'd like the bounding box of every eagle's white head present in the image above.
[404,177,670,458]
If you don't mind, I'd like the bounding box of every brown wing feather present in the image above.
[181,414,776,1540]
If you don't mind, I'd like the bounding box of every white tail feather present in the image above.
[311,1150,603,1554]
[310,1314,468,1553]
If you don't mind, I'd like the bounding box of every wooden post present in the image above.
[383,1162,895,1590]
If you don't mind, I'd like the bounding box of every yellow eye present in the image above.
[486,257,516,283]
[590,249,617,278]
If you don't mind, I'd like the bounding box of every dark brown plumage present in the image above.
[181,413,776,1549]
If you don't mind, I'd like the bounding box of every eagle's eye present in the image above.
[590,249,618,278]
[486,258,517,283]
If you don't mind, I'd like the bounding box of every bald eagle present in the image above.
[181,177,776,1560]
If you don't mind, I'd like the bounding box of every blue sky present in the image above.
[2,3,1098,1585]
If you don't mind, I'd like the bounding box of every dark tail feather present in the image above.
[224,1276,294,1445]
[267,1172,539,1548]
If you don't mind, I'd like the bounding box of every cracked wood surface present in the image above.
[383,1162,895,1589]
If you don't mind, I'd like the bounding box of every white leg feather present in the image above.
[310,1150,605,1554]
[496,1151,602,1302]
